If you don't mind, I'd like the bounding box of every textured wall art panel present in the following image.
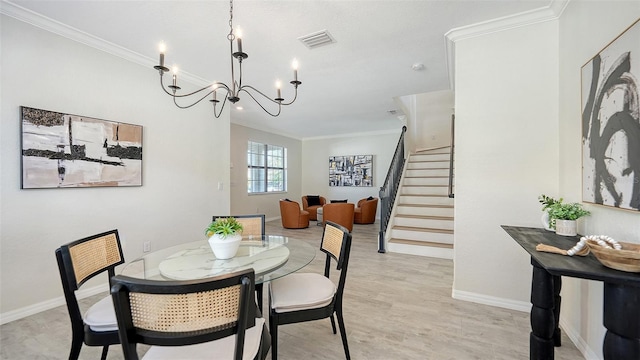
[329,155,373,187]
[581,18,640,211]
[21,107,143,188]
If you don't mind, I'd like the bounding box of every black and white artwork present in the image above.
[21,107,143,189]
[582,19,640,211]
[329,155,373,187]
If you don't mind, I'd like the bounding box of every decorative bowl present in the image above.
[586,240,640,273]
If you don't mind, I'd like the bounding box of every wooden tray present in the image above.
[586,240,640,273]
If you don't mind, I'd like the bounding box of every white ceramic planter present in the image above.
[541,212,553,231]
[208,234,242,259]
[555,220,577,237]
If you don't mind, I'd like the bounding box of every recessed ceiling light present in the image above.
[236,106,243,110]
[412,63,425,71]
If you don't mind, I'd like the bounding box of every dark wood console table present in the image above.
[502,226,640,360]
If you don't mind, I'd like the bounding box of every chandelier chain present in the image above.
[227,0,235,41]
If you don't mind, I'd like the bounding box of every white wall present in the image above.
[453,19,559,305]
[414,90,455,150]
[230,124,302,220]
[302,131,399,213]
[557,1,640,357]
[1,16,230,319]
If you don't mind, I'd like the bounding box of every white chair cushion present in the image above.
[142,318,265,360]
[270,273,336,313]
[84,295,118,332]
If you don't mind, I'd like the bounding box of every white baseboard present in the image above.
[0,284,108,325]
[452,289,531,312]
[559,318,600,359]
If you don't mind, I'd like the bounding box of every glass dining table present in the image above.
[120,235,317,285]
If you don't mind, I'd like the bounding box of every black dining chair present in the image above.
[110,269,269,360]
[213,214,267,311]
[55,229,125,360]
[268,221,353,360]
[212,214,266,240]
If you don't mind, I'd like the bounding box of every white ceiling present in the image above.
[6,0,551,139]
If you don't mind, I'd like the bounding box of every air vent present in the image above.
[298,30,336,49]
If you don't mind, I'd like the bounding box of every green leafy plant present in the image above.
[205,217,243,238]
[539,194,590,229]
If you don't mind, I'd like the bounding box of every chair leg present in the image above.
[336,310,351,360]
[256,283,264,313]
[330,314,337,334]
[100,346,109,360]
[269,314,278,360]
[68,332,83,360]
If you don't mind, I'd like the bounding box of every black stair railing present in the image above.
[378,126,407,253]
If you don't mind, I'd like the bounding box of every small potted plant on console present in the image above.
[539,194,590,236]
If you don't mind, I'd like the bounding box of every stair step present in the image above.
[415,145,451,153]
[401,186,450,195]
[395,214,454,221]
[410,153,450,162]
[397,204,454,217]
[394,214,454,229]
[406,169,451,177]
[398,195,453,205]
[392,225,453,234]
[389,238,454,249]
[387,239,454,259]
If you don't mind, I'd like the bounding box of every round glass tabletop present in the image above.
[120,235,317,284]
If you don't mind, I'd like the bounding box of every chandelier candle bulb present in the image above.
[158,43,166,68]
[292,59,299,81]
[236,28,243,53]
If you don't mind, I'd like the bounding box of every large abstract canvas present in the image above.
[581,19,640,211]
[329,155,373,187]
[21,107,143,188]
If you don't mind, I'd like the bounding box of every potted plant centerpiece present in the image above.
[205,217,244,259]
[539,195,590,236]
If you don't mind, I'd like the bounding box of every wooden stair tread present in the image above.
[404,176,448,178]
[399,194,450,198]
[397,204,454,208]
[392,226,453,234]
[395,214,454,221]
[402,184,448,187]
[388,239,454,248]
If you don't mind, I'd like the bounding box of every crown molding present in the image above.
[444,0,569,91]
[0,0,210,87]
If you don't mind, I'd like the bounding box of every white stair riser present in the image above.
[394,217,454,230]
[403,177,449,185]
[406,169,451,177]
[407,161,449,169]
[399,195,453,205]
[387,243,453,259]
[390,229,454,244]
[411,153,450,162]
[396,206,454,217]
[401,186,449,196]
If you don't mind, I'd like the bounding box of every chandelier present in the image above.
[153,0,301,118]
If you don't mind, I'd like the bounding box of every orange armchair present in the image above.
[279,199,310,229]
[322,203,355,232]
[302,195,327,221]
[354,197,378,224]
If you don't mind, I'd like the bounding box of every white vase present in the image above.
[555,220,577,237]
[208,234,242,259]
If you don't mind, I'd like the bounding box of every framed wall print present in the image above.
[581,18,640,211]
[21,106,143,188]
[329,155,373,187]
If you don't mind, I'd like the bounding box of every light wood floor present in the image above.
[0,220,584,359]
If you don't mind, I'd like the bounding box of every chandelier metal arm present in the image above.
[160,75,232,99]
[240,88,282,117]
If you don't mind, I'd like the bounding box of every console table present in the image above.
[502,226,640,360]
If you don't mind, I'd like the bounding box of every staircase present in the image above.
[387,146,454,259]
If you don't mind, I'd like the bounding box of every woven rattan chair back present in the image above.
[213,214,266,240]
[321,221,350,271]
[55,229,125,360]
[110,269,256,360]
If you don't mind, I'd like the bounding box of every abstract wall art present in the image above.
[581,18,640,211]
[21,106,143,189]
[329,155,373,187]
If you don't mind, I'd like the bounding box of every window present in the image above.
[247,141,287,193]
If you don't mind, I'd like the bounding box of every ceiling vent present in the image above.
[298,30,336,49]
